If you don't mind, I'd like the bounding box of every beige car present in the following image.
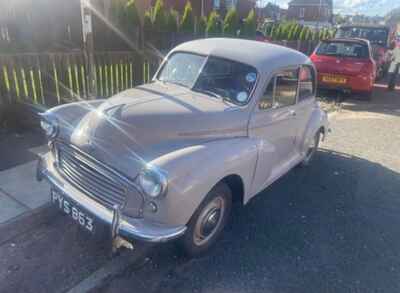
[37,38,329,257]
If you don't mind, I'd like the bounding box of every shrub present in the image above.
[299,26,309,41]
[241,9,257,38]
[197,16,207,36]
[263,22,274,36]
[223,8,239,36]
[287,23,298,40]
[166,9,179,33]
[180,1,194,33]
[153,0,167,32]
[206,11,221,35]
[123,0,141,28]
[269,24,277,40]
[143,10,153,31]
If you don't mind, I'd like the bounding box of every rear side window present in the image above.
[259,69,299,110]
[274,69,298,107]
[298,66,315,101]
[317,41,369,59]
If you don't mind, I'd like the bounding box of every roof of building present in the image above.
[289,0,332,7]
[170,38,310,73]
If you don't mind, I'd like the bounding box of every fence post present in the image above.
[81,0,97,99]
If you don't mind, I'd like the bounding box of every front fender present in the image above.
[301,106,329,154]
[145,138,259,226]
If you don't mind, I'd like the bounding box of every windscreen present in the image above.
[158,52,258,105]
[316,41,369,59]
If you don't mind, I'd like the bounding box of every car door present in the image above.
[295,65,317,153]
[249,68,300,194]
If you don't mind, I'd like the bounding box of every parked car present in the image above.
[335,25,394,79]
[37,39,329,257]
[310,38,377,98]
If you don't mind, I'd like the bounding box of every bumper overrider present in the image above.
[36,153,187,246]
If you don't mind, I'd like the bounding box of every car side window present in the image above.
[274,69,298,107]
[259,77,274,110]
[298,66,315,101]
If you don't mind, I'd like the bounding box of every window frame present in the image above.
[299,8,305,18]
[297,65,317,103]
[258,66,301,111]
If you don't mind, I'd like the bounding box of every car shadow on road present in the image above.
[104,148,400,293]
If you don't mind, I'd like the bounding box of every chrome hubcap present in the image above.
[193,196,225,246]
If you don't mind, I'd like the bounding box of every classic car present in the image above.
[37,38,329,257]
[311,38,377,98]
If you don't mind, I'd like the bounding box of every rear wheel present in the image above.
[180,182,232,257]
[300,131,321,167]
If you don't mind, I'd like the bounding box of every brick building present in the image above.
[287,0,333,28]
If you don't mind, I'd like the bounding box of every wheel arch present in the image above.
[221,174,245,205]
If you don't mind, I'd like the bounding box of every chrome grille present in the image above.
[55,143,130,209]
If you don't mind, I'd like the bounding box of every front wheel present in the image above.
[300,131,321,167]
[180,182,232,258]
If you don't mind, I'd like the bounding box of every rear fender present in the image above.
[300,106,329,155]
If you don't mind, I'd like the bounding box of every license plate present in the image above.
[322,75,347,84]
[51,189,95,233]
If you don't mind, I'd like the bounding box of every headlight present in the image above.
[138,167,168,198]
[40,117,58,139]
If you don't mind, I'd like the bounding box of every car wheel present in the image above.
[180,182,232,257]
[300,130,321,167]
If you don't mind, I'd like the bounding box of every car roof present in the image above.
[170,38,310,73]
[338,24,389,30]
[323,38,370,45]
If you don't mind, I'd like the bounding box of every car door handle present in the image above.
[289,110,296,116]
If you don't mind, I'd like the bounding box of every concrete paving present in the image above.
[0,191,28,223]
[0,131,49,224]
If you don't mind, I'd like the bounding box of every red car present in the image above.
[310,38,377,97]
[335,25,394,79]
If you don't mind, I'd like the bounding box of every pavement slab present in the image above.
[0,191,28,224]
[0,160,50,210]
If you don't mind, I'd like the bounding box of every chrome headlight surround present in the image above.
[40,115,59,140]
[138,166,168,198]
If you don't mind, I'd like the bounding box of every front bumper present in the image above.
[37,154,187,243]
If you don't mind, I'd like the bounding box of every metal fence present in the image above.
[0,51,159,108]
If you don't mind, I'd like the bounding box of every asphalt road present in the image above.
[0,86,399,293]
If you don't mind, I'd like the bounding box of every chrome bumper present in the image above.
[37,154,187,243]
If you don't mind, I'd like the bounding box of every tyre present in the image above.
[180,182,232,257]
[300,130,321,167]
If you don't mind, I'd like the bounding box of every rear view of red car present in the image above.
[310,38,376,98]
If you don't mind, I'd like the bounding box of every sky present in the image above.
[258,0,398,16]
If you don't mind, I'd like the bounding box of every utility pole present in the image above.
[81,0,96,98]
[201,0,205,17]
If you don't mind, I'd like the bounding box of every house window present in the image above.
[225,0,238,9]
[299,8,305,18]
[214,0,220,9]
